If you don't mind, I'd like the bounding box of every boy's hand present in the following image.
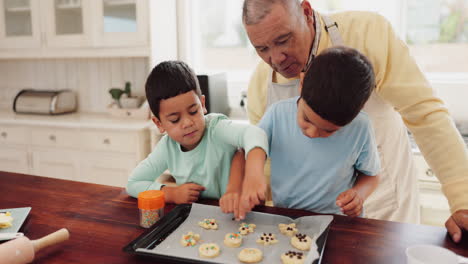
[219,191,240,216]
[162,183,205,204]
[336,188,364,217]
[238,176,266,220]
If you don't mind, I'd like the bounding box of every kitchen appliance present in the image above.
[13,89,77,115]
[197,73,230,116]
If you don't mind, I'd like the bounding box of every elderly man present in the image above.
[242,0,468,242]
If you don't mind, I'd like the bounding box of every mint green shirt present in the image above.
[126,114,268,199]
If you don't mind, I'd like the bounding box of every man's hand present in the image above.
[162,183,205,204]
[238,176,266,220]
[336,188,364,217]
[220,191,240,216]
[445,209,468,243]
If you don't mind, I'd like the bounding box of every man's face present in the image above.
[153,91,207,151]
[245,2,314,78]
[297,98,340,138]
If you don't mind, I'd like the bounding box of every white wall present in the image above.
[432,80,468,123]
[0,58,148,112]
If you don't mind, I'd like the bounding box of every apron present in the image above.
[266,14,420,224]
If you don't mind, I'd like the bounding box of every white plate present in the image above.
[0,207,31,241]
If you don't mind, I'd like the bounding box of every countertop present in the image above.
[0,110,153,131]
[1,171,467,264]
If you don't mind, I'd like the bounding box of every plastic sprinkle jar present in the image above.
[138,190,165,228]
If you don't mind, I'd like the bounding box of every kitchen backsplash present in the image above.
[0,58,148,113]
[0,58,466,122]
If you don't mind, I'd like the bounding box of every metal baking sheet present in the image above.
[136,203,333,263]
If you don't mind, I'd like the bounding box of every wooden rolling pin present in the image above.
[0,228,69,264]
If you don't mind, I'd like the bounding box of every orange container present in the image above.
[138,190,165,228]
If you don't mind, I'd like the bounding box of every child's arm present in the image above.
[336,172,379,217]
[210,116,270,219]
[161,183,206,204]
[220,150,245,216]
[238,147,267,219]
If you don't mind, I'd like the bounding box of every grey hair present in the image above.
[242,0,302,25]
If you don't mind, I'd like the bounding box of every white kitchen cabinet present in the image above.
[0,145,30,174]
[0,0,150,58]
[42,0,92,48]
[30,148,80,181]
[93,0,148,47]
[81,152,136,187]
[414,152,451,227]
[0,0,41,49]
[0,112,151,187]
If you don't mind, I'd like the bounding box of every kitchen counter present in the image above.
[0,111,153,131]
[1,171,467,264]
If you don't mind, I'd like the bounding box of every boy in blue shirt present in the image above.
[239,46,380,219]
[127,61,268,213]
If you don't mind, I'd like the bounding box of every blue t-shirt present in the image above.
[258,97,380,214]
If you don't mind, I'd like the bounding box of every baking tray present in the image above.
[124,203,332,264]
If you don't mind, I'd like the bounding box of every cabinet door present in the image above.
[81,152,136,187]
[43,0,91,47]
[0,145,29,174]
[31,148,79,181]
[0,0,41,48]
[93,0,148,47]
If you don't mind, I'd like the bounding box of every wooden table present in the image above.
[0,171,467,263]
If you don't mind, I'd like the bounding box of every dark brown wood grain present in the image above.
[0,171,467,263]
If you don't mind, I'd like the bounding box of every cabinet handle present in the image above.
[49,135,56,141]
[0,132,6,138]
[103,138,110,144]
[425,168,434,177]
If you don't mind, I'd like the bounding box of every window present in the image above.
[313,0,468,77]
[179,0,468,115]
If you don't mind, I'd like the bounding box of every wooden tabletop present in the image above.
[0,171,467,263]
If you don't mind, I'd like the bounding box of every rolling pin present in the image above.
[0,228,69,264]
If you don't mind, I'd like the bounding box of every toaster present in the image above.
[13,89,77,115]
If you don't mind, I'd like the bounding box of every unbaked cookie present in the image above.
[180,231,200,247]
[291,233,313,251]
[198,243,220,258]
[281,250,305,264]
[278,223,298,237]
[256,232,279,246]
[238,248,263,263]
[238,222,256,235]
[198,218,218,230]
[224,232,243,248]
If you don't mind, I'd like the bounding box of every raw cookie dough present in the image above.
[278,223,298,237]
[281,250,305,264]
[238,222,256,235]
[291,233,313,251]
[198,218,218,230]
[224,232,243,248]
[180,231,200,247]
[198,243,220,258]
[0,212,13,229]
[238,248,263,263]
[256,232,279,246]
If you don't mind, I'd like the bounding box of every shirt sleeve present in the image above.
[368,14,468,213]
[258,107,275,157]
[126,136,169,198]
[210,115,269,158]
[354,116,381,176]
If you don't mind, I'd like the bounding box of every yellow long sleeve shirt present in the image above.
[247,11,468,214]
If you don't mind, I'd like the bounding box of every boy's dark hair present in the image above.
[301,46,375,126]
[145,60,202,119]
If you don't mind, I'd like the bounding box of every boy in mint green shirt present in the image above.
[127,61,268,213]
